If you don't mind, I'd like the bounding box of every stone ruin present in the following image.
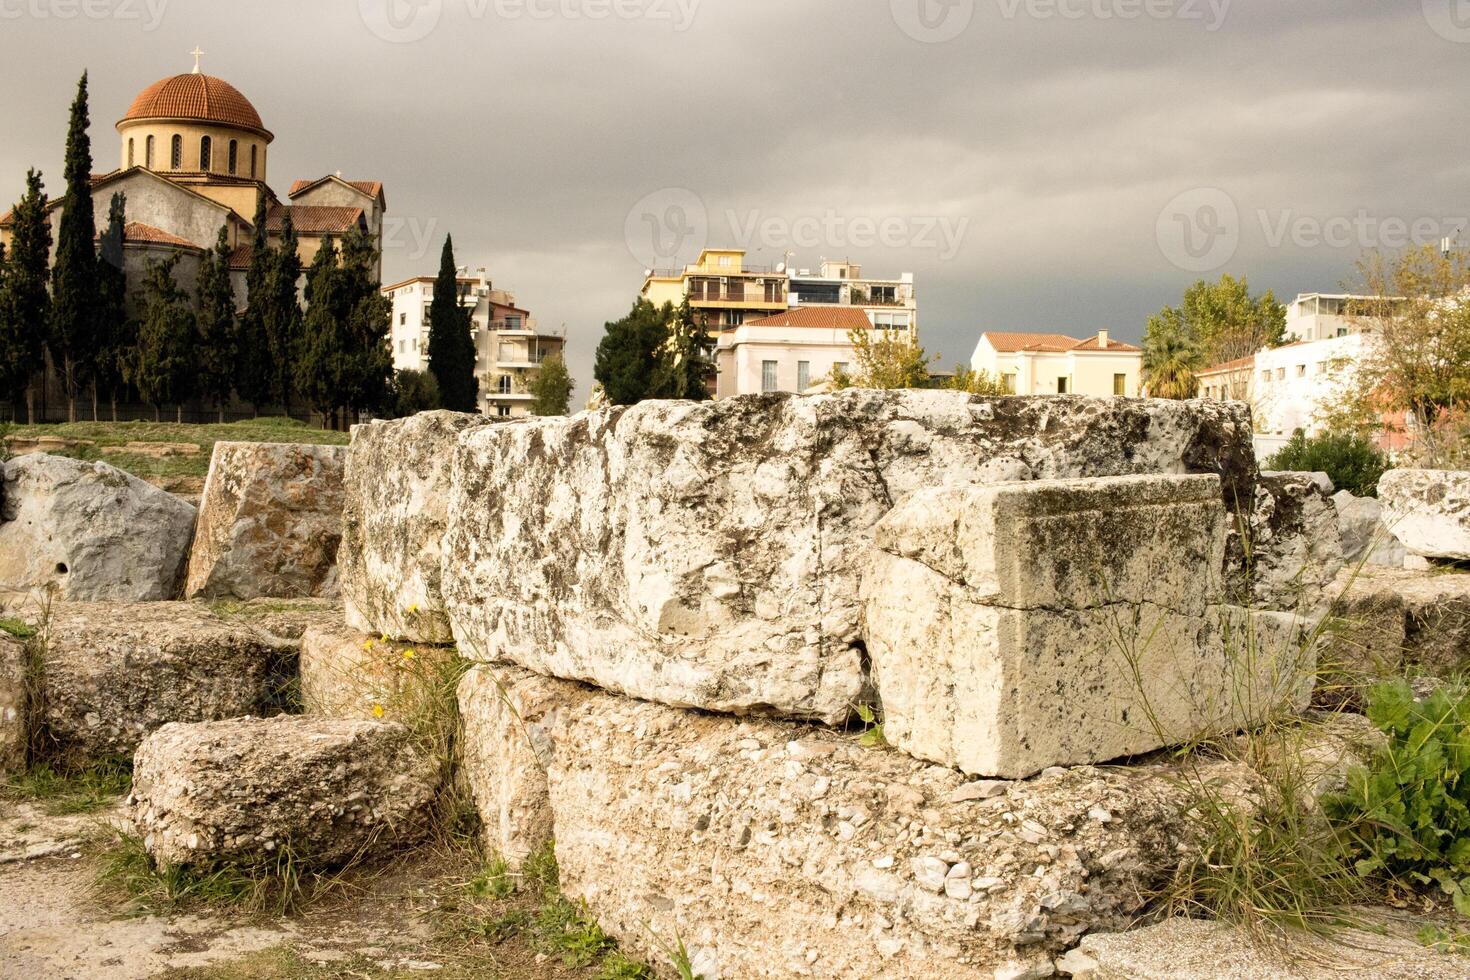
[4,390,1470,978]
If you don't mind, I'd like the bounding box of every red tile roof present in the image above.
[117,222,200,249]
[265,204,365,235]
[289,177,385,201]
[980,331,1084,353]
[1199,354,1256,376]
[227,243,254,271]
[744,307,876,330]
[1069,335,1141,352]
[123,73,268,135]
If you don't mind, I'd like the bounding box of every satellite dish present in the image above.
[776,262,787,274]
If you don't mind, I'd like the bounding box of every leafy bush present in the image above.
[1264,430,1391,497]
[391,369,441,418]
[1325,680,1470,913]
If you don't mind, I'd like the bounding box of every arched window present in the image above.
[200,136,212,171]
[127,138,134,168]
[170,134,182,169]
[228,140,238,175]
[250,144,257,178]
[497,375,512,395]
[145,135,155,168]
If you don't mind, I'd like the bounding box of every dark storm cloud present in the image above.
[1,0,1466,390]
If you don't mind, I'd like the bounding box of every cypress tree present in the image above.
[650,296,715,400]
[0,169,51,423]
[132,256,197,422]
[296,238,347,426]
[93,192,131,421]
[196,225,238,422]
[49,71,99,423]
[426,235,477,412]
[339,223,392,423]
[236,196,275,415]
[264,213,303,416]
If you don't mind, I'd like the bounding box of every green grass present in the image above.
[4,759,131,816]
[0,617,37,640]
[4,417,349,481]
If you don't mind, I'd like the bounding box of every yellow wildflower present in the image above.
[403,649,417,661]
[362,639,375,652]
[406,603,419,615]
[372,703,385,718]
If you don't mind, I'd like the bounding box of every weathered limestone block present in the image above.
[1329,566,1470,683]
[130,715,438,868]
[1333,490,1407,568]
[39,602,280,762]
[300,622,454,721]
[206,596,344,642]
[1380,468,1470,561]
[0,632,26,775]
[1245,473,1346,609]
[341,412,493,643]
[863,476,1315,778]
[0,454,196,601]
[543,689,1251,980]
[443,392,1256,723]
[184,442,346,601]
[457,662,593,868]
[1059,915,1470,979]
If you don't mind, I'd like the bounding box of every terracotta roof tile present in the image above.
[1199,354,1257,376]
[980,331,1083,353]
[289,177,385,201]
[227,243,254,270]
[1069,335,1141,352]
[266,204,365,235]
[123,73,267,135]
[744,307,876,330]
[116,222,199,249]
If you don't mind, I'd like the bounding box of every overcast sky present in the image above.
[2,0,1468,396]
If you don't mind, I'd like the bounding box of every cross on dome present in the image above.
[190,46,204,74]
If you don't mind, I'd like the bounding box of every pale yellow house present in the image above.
[970,330,1142,396]
[641,248,790,328]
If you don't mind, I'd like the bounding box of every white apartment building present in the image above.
[383,269,566,418]
[714,306,874,397]
[969,331,1143,396]
[787,259,918,336]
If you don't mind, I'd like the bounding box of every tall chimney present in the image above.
[1098,329,1109,348]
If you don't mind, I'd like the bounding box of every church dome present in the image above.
[122,73,271,139]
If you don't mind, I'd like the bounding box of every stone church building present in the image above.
[0,62,387,421]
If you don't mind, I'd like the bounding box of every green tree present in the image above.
[93,192,131,421]
[337,223,392,422]
[296,238,348,426]
[235,197,275,415]
[49,72,99,422]
[426,235,478,412]
[391,368,440,417]
[196,225,239,422]
[295,226,392,428]
[650,297,715,400]
[829,329,935,390]
[947,364,1010,395]
[593,297,674,405]
[263,212,304,416]
[529,352,575,415]
[0,169,51,423]
[1141,307,1202,399]
[132,256,198,422]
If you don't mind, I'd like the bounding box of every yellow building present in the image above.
[969,330,1142,397]
[641,249,790,329]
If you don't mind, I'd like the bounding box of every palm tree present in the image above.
[1143,308,1202,399]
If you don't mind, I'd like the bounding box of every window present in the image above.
[399,312,407,325]
[127,138,134,168]
[1113,373,1127,396]
[797,361,811,391]
[761,360,778,393]
[1001,373,1016,393]
[228,140,238,175]
[498,375,512,395]
[505,315,522,330]
[1261,369,1270,383]
[250,144,257,178]
[1276,368,1286,381]
[496,405,512,417]
[145,135,155,168]
[1296,364,1306,378]
[170,134,182,169]
[1057,376,1069,394]
[718,255,732,268]
[200,136,212,171]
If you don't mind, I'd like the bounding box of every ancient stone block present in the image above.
[0,453,196,602]
[457,662,593,868]
[1245,473,1346,610]
[541,687,1250,979]
[340,412,493,643]
[1329,566,1470,683]
[0,632,26,775]
[862,476,1315,778]
[184,442,346,601]
[443,392,1256,723]
[130,715,438,868]
[39,602,280,762]
[300,621,454,721]
[1380,468,1470,561]
[1333,491,1406,568]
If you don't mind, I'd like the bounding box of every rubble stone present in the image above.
[184,442,346,601]
[1245,473,1346,610]
[0,631,26,775]
[0,453,196,602]
[130,715,438,868]
[1333,491,1407,568]
[1379,468,1470,561]
[340,412,493,642]
[443,392,1256,723]
[1329,566,1470,684]
[38,602,281,762]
